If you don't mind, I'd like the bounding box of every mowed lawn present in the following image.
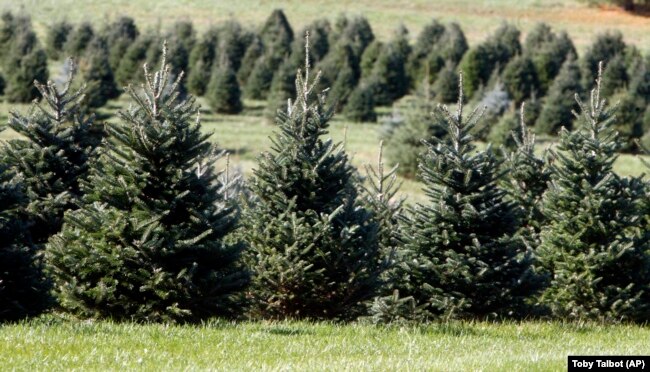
[0,317,648,370]
[1,95,648,205]
[3,0,650,53]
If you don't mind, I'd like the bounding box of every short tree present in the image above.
[241,37,382,320]
[102,16,139,72]
[399,76,537,319]
[502,55,540,104]
[537,63,650,322]
[64,22,94,57]
[343,79,377,123]
[3,24,49,103]
[186,28,219,96]
[45,44,249,322]
[80,37,120,108]
[207,60,243,114]
[264,57,296,120]
[535,57,582,135]
[46,20,73,60]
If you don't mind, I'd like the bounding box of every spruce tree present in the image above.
[0,125,49,322]
[3,24,49,103]
[237,36,264,86]
[399,76,537,319]
[207,60,243,114]
[537,64,650,322]
[2,61,101,251]
[45,44,249,322]
[535,57,581,135]
[436,22,468,66]
[433,64,459,103]
[116,32,158,86]
[370,41,409,106]
[581,31,627,87]
[243,53,277,100]
[64,22,94,57]
[102,16,139,72]
[242,37,381,320]
[343,80,377,123]
[407,19,445,84]
[46,20,73,60]
[600,55,629,97]
[359,40,383,79]
[166,20,196,74]
[259,9,293,58]
[529,31,576,94]
[80,37,120,108]
[290,19,331,68]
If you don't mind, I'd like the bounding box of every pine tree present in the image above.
[116,32,158,86]
[2,61,101,251]
[600,54,629,97]
[207,60,243,114]
[3,23,49,103]
[433,64,460,103]
[399,75,537,319]
[244,53,278,100]
[407,19,446,84]
[290,19,331,68]
[46,20,73,60]
[165,20,196,74]
[370,41,409,106]
[359,40,383,79]
[0,125,49,322]
[343,79,377,123]
[259,9,293,58]
[502,103,550,234]
[237,36,264,86]
[241,36,381,320]
[529,31,576,94]
[264,57,296,120]
[45,43,249,323]
[535,57,582,135]
[80,37,120,108]
[537,63,650,322]
[502,55,540,104]
[64,22,94,57]
[581,31,627,87]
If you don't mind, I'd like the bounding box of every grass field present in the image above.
[2,0,650,53]
[1,316,648,370]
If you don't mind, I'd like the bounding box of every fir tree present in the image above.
[535,57,581,135]
[343,80,377,123]
[290,19,331,68]
[502,55,540,104]
[611,93,644,152]
[217,20,249,72]
[529,31,576,94]
[259,9,293,58]
[407,19,446,84]
[370,41,409,106]
[237,36,264,86]
[359,40,383,79]
[165,20,196,74]
[102,16,139,72]
[0,126,49,322]
[502,103,550,234]
[433,64,460,103]
[46,20,73,60]
[187,28,219,96]
[116,32,158,86]
[243,53,278,100]
[600,54,629,97]
[581,31,627,87]
[207,60,243,114]
[3,23,49,103]
[242,36,381,320]
[264,57,296,120]
[2,60,101,253]
[436,22,468,66]
[399,75,537,319]
[80,37,120,108]
[537,63,650,322]
[64,22,94,57]
[45,43,249,323]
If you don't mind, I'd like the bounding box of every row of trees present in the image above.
[2,11,649,142]
[1,36,649,324]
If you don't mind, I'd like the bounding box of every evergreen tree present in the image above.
[600,54,629,97]
[165,21,196,75]
[187,28,219,96]
[535,57,581,135]
[80,37,120,108]
[611,93,644,152]
[265,58,296,120]
[64,22,94,57]
[343,80,377,123]
[217,20,249,72]
[529,31,576,94]
[243,53,277,100]
[581,31,627,87]
[407,19,446,83]
[102,16,139,72]
[259,9,293,59]
[3,22,49,103]
[359,40,383,79]
[0,125,49,322]
[437,22,468,65]
[116,32,158,86]
[334,16,374,61]
[537,64,650,322]
[370,41,409,106]
[2,60,101,250]
[290,19,330,68]
[501,103,550,234]
[45,44,249,323]
[46,20,73,60]
[237,36,264,86]
[207,60,243,114]
[433,64,460,103]
[242,38,381,320]
[502,55,540,104]
[399,76,537,319]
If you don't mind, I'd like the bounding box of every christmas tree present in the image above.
[45,43,249,322]
[537,63,650,322]
[242,35,381,320]
[535,57,581,135]
[207,60,243,114]
[399,75,537,319]
[2,60,101,249]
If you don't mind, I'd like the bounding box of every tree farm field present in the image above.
[1,96,647,205]
[1,317,649,370]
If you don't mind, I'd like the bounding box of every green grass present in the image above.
[1,317,648,370]
[1,95,646,205]
[2,0,650,53]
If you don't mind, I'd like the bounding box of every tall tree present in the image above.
[242,37,382,320]
[45,44,249,322]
